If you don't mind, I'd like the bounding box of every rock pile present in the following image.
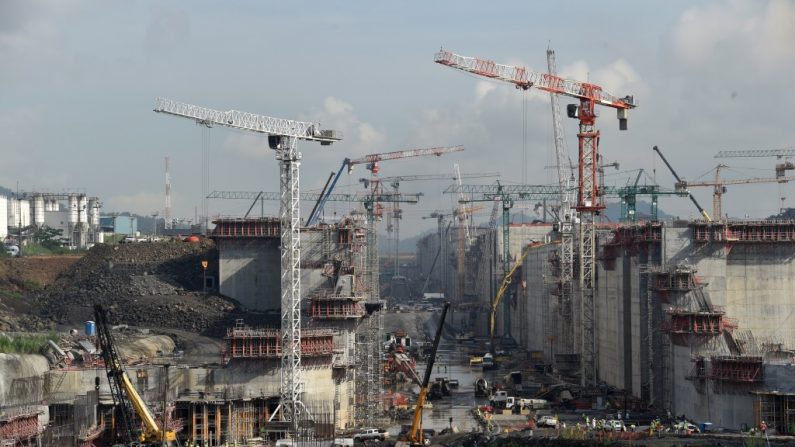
[32,240,238,334]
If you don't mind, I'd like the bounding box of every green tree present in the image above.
[32,225,64,250]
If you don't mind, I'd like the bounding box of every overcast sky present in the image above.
[2,0,794,236]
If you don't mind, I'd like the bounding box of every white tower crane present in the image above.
[547,47,576,358]
[153,98,342,430]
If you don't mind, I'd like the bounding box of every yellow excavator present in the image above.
[94,304,177,445]
[398,302,449,447]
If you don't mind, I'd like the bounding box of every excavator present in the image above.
[489,244,535,349]
[397,302,449,447]
[94,304,177,446]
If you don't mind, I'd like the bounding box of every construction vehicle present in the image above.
[653,146,713,222]
[94,304,177,445]
[489,244,534,348]
[397,302,449,447]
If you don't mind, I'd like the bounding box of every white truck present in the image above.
[353,428,389,442]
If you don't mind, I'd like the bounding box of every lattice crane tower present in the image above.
[546,47,576,357]
[348,145,462,424]
[434,48,636,385]
[153,98,342,429]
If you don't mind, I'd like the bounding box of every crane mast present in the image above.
[356,145,462,426]
[547,47,575,357]
[154,98,341,431]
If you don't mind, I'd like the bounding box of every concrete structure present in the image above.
[211,216,367,431]
[511,220,795,431]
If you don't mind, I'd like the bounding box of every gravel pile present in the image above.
[31,240,239,334]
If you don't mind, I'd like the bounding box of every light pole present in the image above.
[201,260,208,294]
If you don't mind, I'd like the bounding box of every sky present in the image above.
[2,0,795,237]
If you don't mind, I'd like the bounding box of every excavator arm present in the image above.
[489,244,535,341]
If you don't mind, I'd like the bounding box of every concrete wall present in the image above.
[217,238,281,311]
[515,243,557,360]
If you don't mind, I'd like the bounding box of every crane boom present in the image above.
[715,148,795,158]
[434,49,636,112]
[154,98,341,143]
[404,302,449,447]
[95,304,176,444]
[347,145,464,170]
[653,146,712,222]
[684,176,795,187]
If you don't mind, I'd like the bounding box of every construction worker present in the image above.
[760,420,768,434]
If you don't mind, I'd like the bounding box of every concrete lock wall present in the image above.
[217,238,281,311]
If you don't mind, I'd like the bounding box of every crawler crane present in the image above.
[398,302,449,447]
[94,304,177,445]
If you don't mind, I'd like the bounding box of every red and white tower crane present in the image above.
[154,98,341,431]
[434,48,637,384]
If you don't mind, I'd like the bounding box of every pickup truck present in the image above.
[352,428,388,442]
[537,415,559,428]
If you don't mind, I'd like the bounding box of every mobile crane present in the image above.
[398,302,450,447]
[94,304,177,445]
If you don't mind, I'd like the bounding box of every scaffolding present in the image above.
[224,321,334,361]
[212,218,281,238]
[692,220,795,243]
[309,292,365,320]
[753,391,795,435]
[709,356,764,382]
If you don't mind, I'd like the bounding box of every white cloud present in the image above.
[309,96,386,155]
[671,0,795,75]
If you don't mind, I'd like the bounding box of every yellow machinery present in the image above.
[95,304,177,445]
[400,302,449,447]
[489,244,537,343]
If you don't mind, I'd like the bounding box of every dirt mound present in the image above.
[0,255,82,332]
[30,240,239,334]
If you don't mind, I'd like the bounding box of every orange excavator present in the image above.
[398,302,449,447]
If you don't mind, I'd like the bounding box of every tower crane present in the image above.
[208,187,421,427]
[154,98,341,430]
[435,48,636,384]
[355,145,462,425]
[716,147,795,179]
[675,165,795,220]
[372,171,499,278]
[445,181,557,340]
[307,146,464,225]
[546,47,577,356]
[421,211,454,296]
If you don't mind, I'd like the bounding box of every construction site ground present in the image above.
[380,308,795,447]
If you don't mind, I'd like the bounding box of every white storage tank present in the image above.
[0,196,7,238]
[88,198,100,227]
[44,199,52,212]
[19,200,30,228]
[9,199,32,228]
[33,195,45,227]
[51,199,60,211]
[78,195,88,224]
[68,195,78,224]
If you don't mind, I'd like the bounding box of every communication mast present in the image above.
[165,156,172,230]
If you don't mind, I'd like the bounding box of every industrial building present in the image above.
[1,193,103,249]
